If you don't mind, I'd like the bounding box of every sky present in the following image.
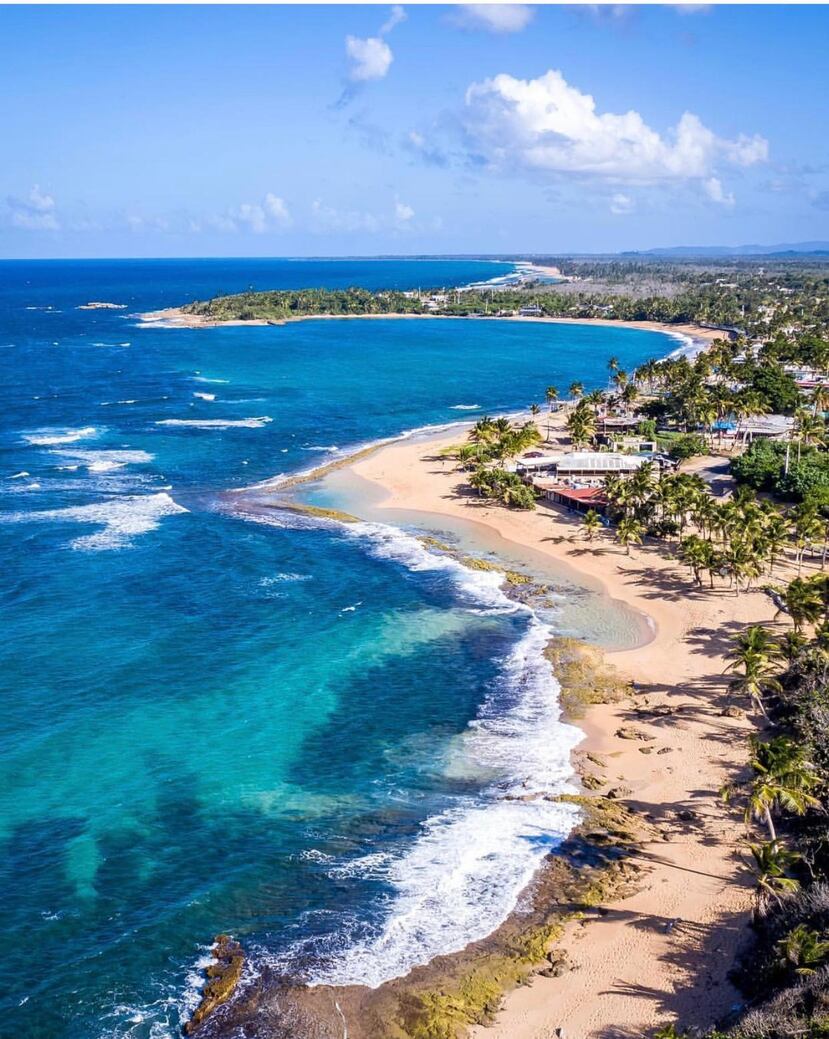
[1,3,828,258]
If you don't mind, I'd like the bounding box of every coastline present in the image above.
[314,424,772,1037]
[135,305,723,347]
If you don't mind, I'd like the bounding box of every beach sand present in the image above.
[335,422,779,1037]
[137,305,725,345]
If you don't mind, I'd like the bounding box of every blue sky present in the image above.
[1,3,828,258]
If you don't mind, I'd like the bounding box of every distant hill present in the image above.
[623,242,829,258]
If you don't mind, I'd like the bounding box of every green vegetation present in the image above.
[181,258,829,342]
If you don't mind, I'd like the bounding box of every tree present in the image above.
[745,840,801,906]
[616,516,644,556]
[582,509,601,541]
[777,924,829,975]
[745,736,820,840]
[725,626,783,716]
[568,381,584,401]
[777,576,824,631]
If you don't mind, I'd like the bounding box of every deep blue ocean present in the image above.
[0,258,673,1038]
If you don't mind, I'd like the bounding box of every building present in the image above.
[518,304,543,317]
[515,451,661,486]
[533,481,608,514]
[734,414,795,442]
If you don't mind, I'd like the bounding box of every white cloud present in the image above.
[346,35,393,81]
[380,4,406,34]
[203,194,293,234]
[704,176,735,206]
[264,193,292,226]
[311,198,423,235]
[7,185,60,231]
[395,199,415,225]
[311,199,381,233]
[455,4,535,33]
[463,69,768,200]
[610,192,634,215]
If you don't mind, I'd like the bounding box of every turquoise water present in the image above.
[1,259,672,1037]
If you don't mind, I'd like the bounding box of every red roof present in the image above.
[541,484,607,503]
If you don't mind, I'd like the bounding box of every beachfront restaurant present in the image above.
[516,451,652,486]
[533,480,609,514]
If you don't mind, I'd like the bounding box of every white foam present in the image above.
[191,376,229,384]
[23,426,99,447]
[156,417,272,429]
[303,445,339,452]
[449,404,481,411]
[51,448,154,475]
[309,582,582,988]
[0,491,188,550]
[9,471,30,479]
[192,392,216,401]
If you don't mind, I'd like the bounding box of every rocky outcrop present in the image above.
[185,935,244,1035]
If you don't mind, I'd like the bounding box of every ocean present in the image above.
[1,258,674,1037]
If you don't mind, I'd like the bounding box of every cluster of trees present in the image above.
[459,416,541,510]
[732,438,829,505]
[595,463,829,594]
[674,598,829,1039]
[181,259,829,343]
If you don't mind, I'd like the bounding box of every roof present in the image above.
[536,483,607,503]
[555,452,647,472]
[736,415,795,434]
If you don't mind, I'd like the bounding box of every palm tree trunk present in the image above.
[764,806,777,841]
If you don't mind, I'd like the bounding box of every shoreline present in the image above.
[135,305,722,347]
[325,424,773,1037]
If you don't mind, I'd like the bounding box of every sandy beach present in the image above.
[137,305,724,345]
[329,419,780,1037]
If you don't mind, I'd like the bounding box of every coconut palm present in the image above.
[745,840,801,906]
[777,576,824,632]
[582,508,601,541]
[568,381,584,401]
[745,736,821,840]
[616,516,644,556]
[777,924,829,975]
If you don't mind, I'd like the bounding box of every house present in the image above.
[533,481,608,514]
[518,304,543,317]
[734,414,795,442]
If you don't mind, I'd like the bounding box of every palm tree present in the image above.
[616,516,644,556]
[725,626,783,716]
[545,386,559,442]
[777,576,824,631]
[679,535,714,587]
[745,840,801,906]
[777,924,829,975]
[746,736,821,840]
[582,509,602,541]
[530,403,541,418]
[568,381,584,402]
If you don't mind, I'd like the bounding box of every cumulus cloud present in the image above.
[454,4,535,33]
[704,176,735,206]
[206,193,292,234]
[394,199,415,225]
[311,198,423,235]
[463,69,767,201]
[7,185,60,231]
[346,35,393,81]
[610,192,634,215]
